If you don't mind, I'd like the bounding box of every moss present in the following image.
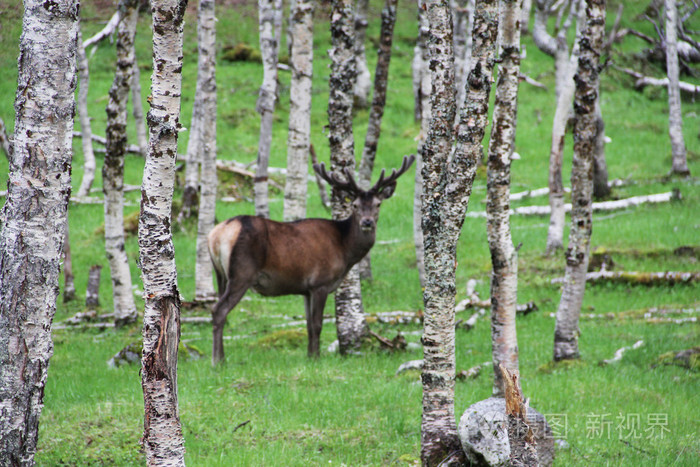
[221,43,262,63]
[254,329,306,349]
[537,358,585,374]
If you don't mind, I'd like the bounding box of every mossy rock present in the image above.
[654,347,700,371]
[179,341,204,361]
[221,43,262,63]
[108,341,143,368]
[254,329,306,349]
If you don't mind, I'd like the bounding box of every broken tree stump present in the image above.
[502,364,539,467]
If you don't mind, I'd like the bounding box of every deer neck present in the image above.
[339,214,376,266]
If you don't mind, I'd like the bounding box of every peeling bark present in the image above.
[487,0,521,398]
[284,0,315,221]
[329,0,369,354]
[104,0,138,326]
[138,0,188,463]
[254,0,283,218]
[420,0,498,464]
[0,0,78,463]
[665,0,690,176]
[194,0,218,302]
[553,0,605,362]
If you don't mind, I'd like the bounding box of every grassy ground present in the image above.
[0,0,698,465]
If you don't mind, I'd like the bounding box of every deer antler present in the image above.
[313,162,362,195]
[370,154,416,194]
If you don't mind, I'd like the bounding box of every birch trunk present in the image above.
[139,0,187,463]
[553,0,605,362]
[131,50,149,157]
[104,0,138,326]
[0,0,78,462]
[592,101,610,199]
[354,0,372,109]
[665,0,689,175]
[63,228,76,302]
[413,0,430,287]
[255,0,283,219]
[521,0,533,33]
[452,0,474,120]
[329,0,369,354]
[194,0,218,302]
[76,26,97,198]
[487,0,521,398]
[283,0,315,221]
[357,0,399,281]
[421,0,498,464]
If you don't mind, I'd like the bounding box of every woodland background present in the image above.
[0,0,698,464]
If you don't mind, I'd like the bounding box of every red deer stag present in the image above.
[207,155,415,363]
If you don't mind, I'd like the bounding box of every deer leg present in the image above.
[214,269,226,298]
[305,290,329,358]
[212,280,250,365]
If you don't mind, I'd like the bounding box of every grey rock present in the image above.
[458,397,555,466]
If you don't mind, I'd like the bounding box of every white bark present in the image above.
[76,26,97,198]
[452,0,474,120]
[553,0,605,362]
[131,50,149,157]
[83,10,122,48]
[665,0,689,175]
[421,0,498,463]
[353,0,372,109]
[283,0,315,221]
[139,0,187,463]
[0,0,78,463]
[601,340,644,365]
[329,0,369,354]
[486,0,521,398]
[255,0,283,218]
[194,0,218,302]
[104,0,138,326]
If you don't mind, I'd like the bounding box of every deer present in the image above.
[207,155,415,363]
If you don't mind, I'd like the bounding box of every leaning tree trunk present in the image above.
[353,0,372,109]
[138,0,187,463]
[553,0,605,362]
[283,0,315,221]
[76,26,97,198]
[487,0,521,398]
[356,0,399,281]
[0,0,78,463]
[665,0,689,176]
[104,0,138,327]
[421,0,498,464]
[193,0,218,302]
[254,0,283,219]
[413,0,430,288]
[329,0,369,354]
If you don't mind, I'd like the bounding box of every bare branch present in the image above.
[83,11,122,48]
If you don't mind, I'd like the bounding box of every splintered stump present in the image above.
[502,365,538,467]
[85,264,102,309]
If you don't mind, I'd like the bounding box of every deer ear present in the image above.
[377,182,397,200]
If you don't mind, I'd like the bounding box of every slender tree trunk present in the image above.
[329,0,369,355]
[255,0,283,219]
[354,0,372,109]
[0,0,78,463]
[76,26,97,198]
[553,0,605,362]
[413,0,430,288]
[452,0,474,120]
[104,0,138,327]
[283,0,315,221]
[194,0,218,302]
[487,0,521,398]
[357,0,399,281]
[521,0,533,34]
[139,0,187,463]
[421,0,498,464]
[132,50,149,157]
[665,0,689,175]
[592,101,610,199]
[63,228,77,302]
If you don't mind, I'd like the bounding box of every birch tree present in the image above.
[254,0,283,218]
[283,0,315,221]
[453,0,474,119]
[0,0,78,462]
[421,0,498,464]
[665,0,690,176]
[131,48,149,157]
[356,0,399,281]
[138,0,187,462]
[328,0,369,354]
[104,0,139,326]
[353,0,372,109]
[553,0,605,362]
[194,0,218,302]
[487,0,521,398]
[76,26,97,197]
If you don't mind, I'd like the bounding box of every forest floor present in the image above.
[0,0,698,465]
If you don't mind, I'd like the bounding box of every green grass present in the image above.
[0,0,699,465]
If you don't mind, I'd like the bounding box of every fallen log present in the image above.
[617,66,700,94]
[73,131,142,154]
[600,340,644,365]
[216,160,283,190]
[551,270,700,286]
[457,361,492,380]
